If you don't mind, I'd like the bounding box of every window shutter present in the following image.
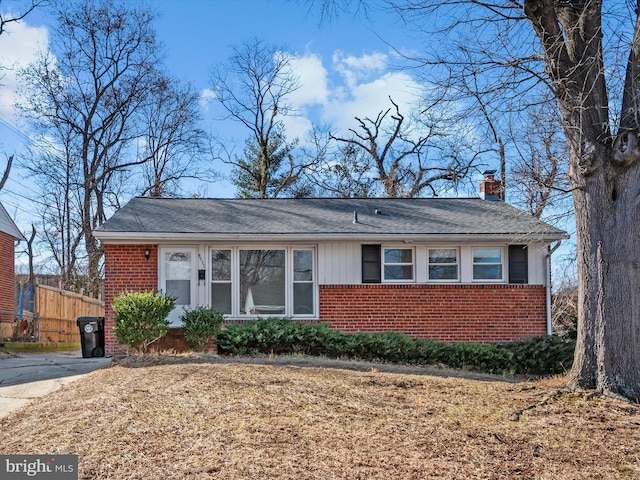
[508,245,528,284]
[362,244,381,283]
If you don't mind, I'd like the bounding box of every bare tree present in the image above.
[309,142,377,198]
[552,277,579,339]
[311,0,640,401]
[523,0,640,401]
[381,0,640,401]
[138,77,212,198]
[460,72,508,200]
[210,39,316,198]
[331,97,477,197]
[24,123,84,291]
[509,102,572,221]
[0,154,12,191]
[17,0,187,297]
[1,0,44,188]
[0,0,44,36]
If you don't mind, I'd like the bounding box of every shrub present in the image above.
[429,341,515,374]
[216,318,347,357]
[215,318,573,376]
[501,336,575,375]
[181,306,225,352]
[112,291,175,353]
[345,331,426,364]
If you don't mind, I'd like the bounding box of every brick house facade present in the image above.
[96,193,567,356]
[0,202,25,338]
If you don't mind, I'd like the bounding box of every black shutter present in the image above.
[508,245,528,284]
[362,244,381,283]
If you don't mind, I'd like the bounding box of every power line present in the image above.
[0,114,32,144]
[1,186,49,208]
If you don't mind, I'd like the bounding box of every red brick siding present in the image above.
[320,284,547,343]
[103,244,157,355]
[103,244,547,353]
[0,233,16,324]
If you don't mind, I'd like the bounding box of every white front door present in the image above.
[159,247,197,326]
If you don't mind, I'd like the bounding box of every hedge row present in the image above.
[216,318,575,375]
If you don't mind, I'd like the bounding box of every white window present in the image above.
[209,247,315,317]
[293,249,314,315]
[160,247,197,326]
[210,249,232,314]
[472,247,503,281]
[241,249,286,315]
[383,247,414,282]
[428,248,459,281]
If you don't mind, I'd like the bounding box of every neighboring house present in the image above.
[95,176,568,356]
[0,202,25,338]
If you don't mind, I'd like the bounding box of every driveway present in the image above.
[0,351,112,419]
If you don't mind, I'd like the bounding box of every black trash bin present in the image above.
[77,316,105,358]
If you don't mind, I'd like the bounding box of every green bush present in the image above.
[216,318,347,357]
[112,291,175,353]
[501,336,575,375]
[215,317,574,376]
[345,331,426,364]
[429,341,515,374]
[181,306,224,352]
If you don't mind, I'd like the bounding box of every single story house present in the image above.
[95,178,568,356]
[0,201,25,338]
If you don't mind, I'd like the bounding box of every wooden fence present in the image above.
[18,285,105,343]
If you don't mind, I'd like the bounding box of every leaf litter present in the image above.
[0,354,639,479]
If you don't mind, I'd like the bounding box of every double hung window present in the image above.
[383,248,414,281]
[361,245,414,283]
[210,249,232,314]
[428,248,459,281]
[293,250,314,314]
[473,247,503,280]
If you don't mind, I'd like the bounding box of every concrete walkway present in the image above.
[0,351,112,419]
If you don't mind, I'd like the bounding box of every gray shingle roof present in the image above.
[95,197,568,243]
[0,202,25,240]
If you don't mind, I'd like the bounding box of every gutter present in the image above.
[94,231,569,244]
[545,240,562,336]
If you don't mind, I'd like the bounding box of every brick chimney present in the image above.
[480,170,503,201]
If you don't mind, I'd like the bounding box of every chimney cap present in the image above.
[482,169,497,176]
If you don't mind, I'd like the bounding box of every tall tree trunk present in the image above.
[568,161,640,401]
[524,0,640,400]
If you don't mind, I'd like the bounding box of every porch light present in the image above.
[144,248,150,261]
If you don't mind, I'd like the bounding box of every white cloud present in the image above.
[332,50,388,89]
[0,18,49,120]
[322,70,425,134]
[284,50,426,143]
[199,88,216,111]
[288,53,329,107]
[281,115,314,144]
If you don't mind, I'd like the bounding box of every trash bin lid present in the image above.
[77,316,104,326]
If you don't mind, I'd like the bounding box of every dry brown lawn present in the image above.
[1,354,639,479]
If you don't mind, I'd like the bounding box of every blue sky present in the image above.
[0,0,448,265]
[0,0,435,225]
[0,0,577,276]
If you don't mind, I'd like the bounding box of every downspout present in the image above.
[546,241,562,336]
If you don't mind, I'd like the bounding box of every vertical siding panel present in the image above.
[317,243,327,285]
[528,244,546,285]
[321,242,361,285]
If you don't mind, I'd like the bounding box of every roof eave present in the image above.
[94,231,569,244]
